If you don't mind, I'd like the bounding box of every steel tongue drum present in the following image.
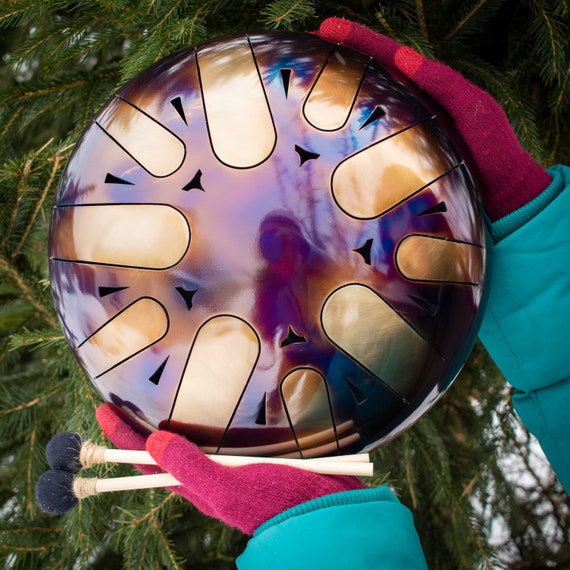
[49,32,489,458]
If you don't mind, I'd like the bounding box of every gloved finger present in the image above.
[96,403,147,449]
[147,430,365,535]
[317,17,552,222]
[319,17,493,117]
[319,17,406,69]
[95,403,163,475]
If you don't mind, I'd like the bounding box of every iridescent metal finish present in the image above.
[49,32,489,457]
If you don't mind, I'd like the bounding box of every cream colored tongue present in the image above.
[50,204,190,269]
[197,36,276,168]
[169,316,260,446]
[77,298,168,378]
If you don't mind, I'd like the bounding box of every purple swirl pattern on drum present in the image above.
[49,33,488,457]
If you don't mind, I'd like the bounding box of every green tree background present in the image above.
[0,1,569,568]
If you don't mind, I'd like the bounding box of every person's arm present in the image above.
[319,17,569,494]
[239,164,570,567]
[237,487,428,569]
[478,164,570,493]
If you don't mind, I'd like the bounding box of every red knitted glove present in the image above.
[96,404,365,535]
[318,18,552,222]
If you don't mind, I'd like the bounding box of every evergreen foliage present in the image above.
[0,1,569,568]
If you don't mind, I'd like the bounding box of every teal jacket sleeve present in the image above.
[478,164,570,493]
[237,487,428,569]
[237,166,569,570]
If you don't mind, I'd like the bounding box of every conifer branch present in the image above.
[25,427,37,515]
[0,388,61,418]
[0,255,56,327]
[415,0,428,39]
[0,161,28,252]
[0,544,54,553]
[147,0,184,29]
[155,521,184,570]
[13,26,63,63]
[262,0,316,30]
[409,429,494,569]
[125,493,176,530]
[11,143,65,260]
[2,78,87,105]
[0,8,29,27]
[0,104,23,143]
[553,64,570,110]
[444,0,489,41]
[8,331,66,351]
[532,0,562,77]
[374,8,399,39]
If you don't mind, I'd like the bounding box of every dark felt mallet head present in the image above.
[45,431,84,473]
[35,469,78,515]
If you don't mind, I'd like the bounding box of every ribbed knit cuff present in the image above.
[491,165,566,243]
[254,486,399,535]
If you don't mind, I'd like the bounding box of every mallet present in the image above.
[36,469,182,515]
[45,431,373,475]
[37,433,374,516]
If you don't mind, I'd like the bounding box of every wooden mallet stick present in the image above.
[46,432,373,476]
[37,433,374,516]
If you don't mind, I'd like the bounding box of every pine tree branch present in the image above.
[414,0,428,39]
[124,493,176,530]
[460,450,494,500]
[0,7,30,27]
[13,25,63,63]
[0,158,28,252]
[0,105,23,143]
[262,0,316,30]
[0,255,55,327]
[403,436,419,509]
[7,330,66,351]
[154,520,184,570]
[549,64,570,161]
[409,428,494,569]
[147,0,185,29]
[25,426,37,515]
[553,63,570,110]
[0,544,55,553]
[374,8,399,40]
[444,0,490,41]
[11,142,68,260]
[0,387,61,418]
[532,0,564,78]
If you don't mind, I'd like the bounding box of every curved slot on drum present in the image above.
[303,47,367,131]
[331,121,459,219]
[197,37,276,168]
[281,368,340,457]
[213,420,357,458]
[77,297,168,378]
[321,284,442,399]
[96,97,186,177]
[169,316,260,449]
[49,204,190,269]
[396,234,483,284]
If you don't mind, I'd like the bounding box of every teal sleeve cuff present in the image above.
[237,487,428,569]
[491,164,566,243]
